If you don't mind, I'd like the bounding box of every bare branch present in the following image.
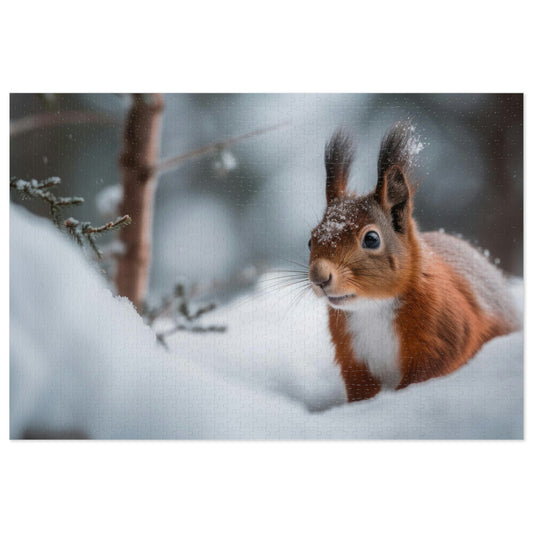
[157,120,290,175]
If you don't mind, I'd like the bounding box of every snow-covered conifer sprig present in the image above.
[10,176,84,226]
[11,176,131,260]
[64,215,131,260]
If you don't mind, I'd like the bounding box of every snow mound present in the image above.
[10,205,523,439]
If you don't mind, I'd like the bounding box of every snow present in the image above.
[406,125,425,158]
[10,204,523,439]
[313,198,363,245]
[397,123,425,168]
[13,177,62,191]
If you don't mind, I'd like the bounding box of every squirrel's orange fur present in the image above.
[308,123,520,402]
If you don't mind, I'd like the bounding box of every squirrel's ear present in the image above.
[374,165,411,233]
[375,121,418,233]
[325,129,355,204]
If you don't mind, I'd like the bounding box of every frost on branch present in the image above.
[10,176,83,226]
[10,176,131,260]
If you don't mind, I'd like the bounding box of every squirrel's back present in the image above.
[421,231,520,333]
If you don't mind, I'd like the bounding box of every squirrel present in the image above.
[308,122,520,402]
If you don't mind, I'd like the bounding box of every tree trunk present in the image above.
[115,94,164,310]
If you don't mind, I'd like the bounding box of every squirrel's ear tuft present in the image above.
[375,121,421,233]
[325,129,355,204]
[377,119,420,182]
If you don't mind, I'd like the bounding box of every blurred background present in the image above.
[10,93,523,305]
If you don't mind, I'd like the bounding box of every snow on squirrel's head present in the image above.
[308,121,424,308]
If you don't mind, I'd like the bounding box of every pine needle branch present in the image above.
[64,216,132,259]
[11,176,131,260]
[10,177,84,227]
[84,215,132,234]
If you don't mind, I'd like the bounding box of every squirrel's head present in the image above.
[308,122,421,308]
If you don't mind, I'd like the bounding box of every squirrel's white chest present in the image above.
[345,298,401,389]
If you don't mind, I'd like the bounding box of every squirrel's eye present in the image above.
[308,238,312,250]
[362,230,381,249]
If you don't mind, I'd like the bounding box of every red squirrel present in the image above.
[308,122,520,402]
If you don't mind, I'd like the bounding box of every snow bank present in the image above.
[10,205,523,439]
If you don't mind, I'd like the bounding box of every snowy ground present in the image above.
[10,204,523,439]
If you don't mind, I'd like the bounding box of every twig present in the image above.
[10,177,84,226]
[84,215,132,234]
[65,216,131,259]
[157,121,290,175]
[10,176,131,260]
[156,324,227,349]
[146,283,226,349]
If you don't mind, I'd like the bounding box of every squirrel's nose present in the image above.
[317,273,332,289]
[309,260,333,288]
